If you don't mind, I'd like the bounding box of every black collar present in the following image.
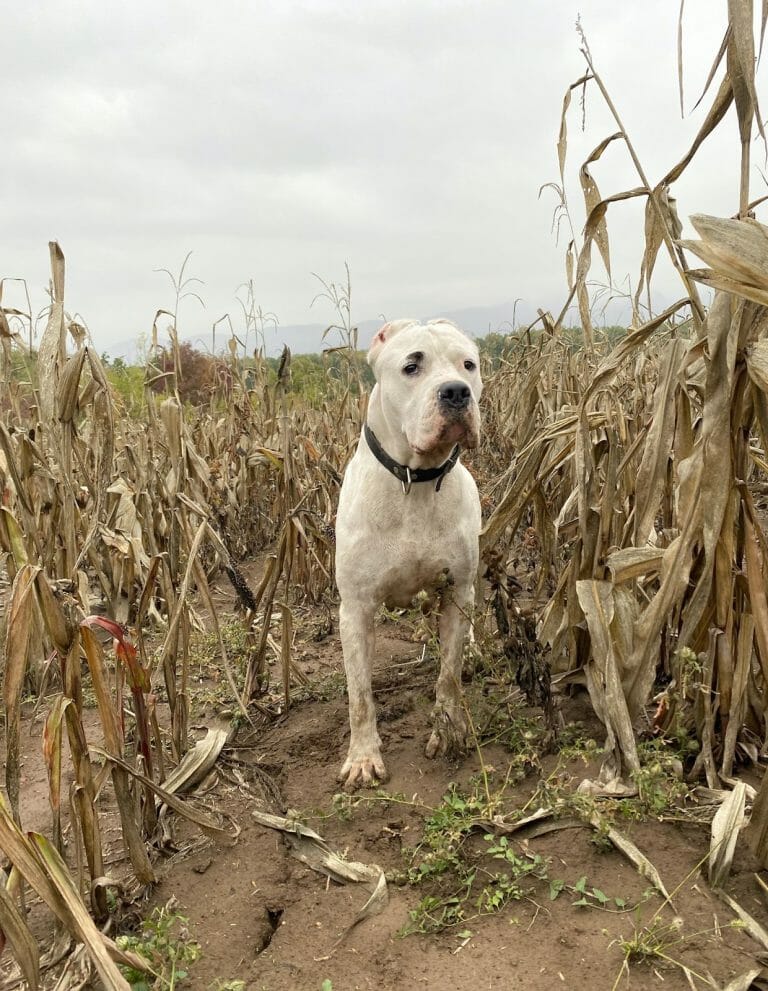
[364,424,460,494]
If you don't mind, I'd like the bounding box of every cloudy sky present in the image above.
[2,1,758,357]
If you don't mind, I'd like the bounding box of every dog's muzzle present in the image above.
[437,380,471,413]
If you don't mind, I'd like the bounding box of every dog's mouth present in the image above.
[440,420,471,445]
[438,407,481,448]
[410,414,478,455]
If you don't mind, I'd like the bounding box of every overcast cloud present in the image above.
[2,1,759,356]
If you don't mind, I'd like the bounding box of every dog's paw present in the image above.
[425,703,469,759]
[338,751,389,792]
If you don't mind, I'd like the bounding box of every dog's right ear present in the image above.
[368,319,418,373]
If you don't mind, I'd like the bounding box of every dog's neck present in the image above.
[365,387,457,470]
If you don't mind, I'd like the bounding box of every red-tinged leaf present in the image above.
[80,628,155,884]
[116,640,150,692]
[82,614,128,644]
[82,616,150,691]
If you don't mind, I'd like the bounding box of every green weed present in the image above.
[117,902,200,990]
[190,623,254,711]
[610,915,739,989]
[630,739,691,817]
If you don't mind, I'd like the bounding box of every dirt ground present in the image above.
[3,585,768,991]
[152,608,766,991]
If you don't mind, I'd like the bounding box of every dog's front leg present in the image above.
[426,584,473,758]
[338,599,387,789]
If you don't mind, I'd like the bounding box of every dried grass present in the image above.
[2,0,768,981]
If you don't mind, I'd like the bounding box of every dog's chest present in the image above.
[380,556,455,608]
[373,505,472,602]
[335,450,480,606]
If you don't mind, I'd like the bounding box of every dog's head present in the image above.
[368,319,482,456]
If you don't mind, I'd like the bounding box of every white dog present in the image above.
[335,319,483,789]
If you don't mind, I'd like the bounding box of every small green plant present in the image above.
[555,723,600,762]
[530,737,692,827]
[611,914,744,989]
[405,784,488,885]
[619,915,684,963]
[485,835,548,876]
[394,771,658,938]
[192,622,254,705]
[401,838,547,935]
[117,902,201,990]
[399,784,500,934]
[209,982,246,991]
[306,788,421,824]
[478,836,549,911]
[588,814,614,852]
[548,873,650,914]
[477,704,547,764]
[330,791,357,822]
[674,646,703,699]
[403,891,472,934]
[399,781,554,935]
[569,875,626,910]
[631,739,691,816]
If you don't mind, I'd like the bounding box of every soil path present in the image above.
[147,624,764,991]
[1,592,765,991]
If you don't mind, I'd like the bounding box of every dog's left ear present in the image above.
[367,319,418,374]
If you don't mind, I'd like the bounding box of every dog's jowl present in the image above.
[335,319,483,790]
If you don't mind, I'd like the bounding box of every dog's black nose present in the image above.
[437,381,471,410]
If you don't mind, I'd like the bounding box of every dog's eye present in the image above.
[464,359,477,372]
[403,362,419,376]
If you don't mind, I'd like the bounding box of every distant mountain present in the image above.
[107,301,538,362]
[437,301,535,337]
[270,302,538,355]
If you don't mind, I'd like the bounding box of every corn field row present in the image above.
[2,2,768,987]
